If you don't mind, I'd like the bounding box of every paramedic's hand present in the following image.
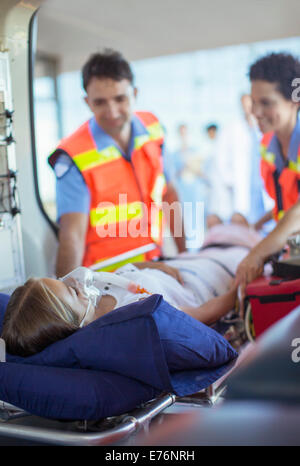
[235,251,264,300]
[133,261,184,285]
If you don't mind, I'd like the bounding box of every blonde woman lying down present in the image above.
[2,214,261,357]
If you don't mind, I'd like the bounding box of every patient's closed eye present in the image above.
[66,278,84,297]
[69,286,79,296]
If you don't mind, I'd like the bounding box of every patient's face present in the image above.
[41,278,96,326]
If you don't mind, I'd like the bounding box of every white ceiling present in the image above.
[36,0,300,72]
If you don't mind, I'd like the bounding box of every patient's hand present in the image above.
[133,261,184,284]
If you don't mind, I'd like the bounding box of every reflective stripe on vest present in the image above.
[90,201,144,227]
[277,210,285,221]
[149,174,166,243]
[134,122,164,150]
[151,173,166,205]
[90,243,158,271]
[73,145,122,172]
[288,154,300,173]
[261,147,275,165]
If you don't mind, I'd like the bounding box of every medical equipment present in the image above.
[0,53,25,291]
[245,275,300,339]
[287,233,300,257]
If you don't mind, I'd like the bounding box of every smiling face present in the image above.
[84,77,137,139]
[41,277,95,327]
[251,79,298,134]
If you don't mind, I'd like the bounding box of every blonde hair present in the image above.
[1,278,81,356]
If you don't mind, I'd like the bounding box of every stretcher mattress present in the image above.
[0,293,237,420]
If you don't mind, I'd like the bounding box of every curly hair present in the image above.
[82,49,134,91]
[249,52,300,101]
[1,278,80,357]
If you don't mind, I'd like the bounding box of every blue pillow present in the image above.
[0,361,157,420]
[152,301,237,371]
[1,292,237,419]
[7,295,237,392]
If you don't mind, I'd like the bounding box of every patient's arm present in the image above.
[181,285,237,326]
[92,285,237,326]
[132,261,184,284]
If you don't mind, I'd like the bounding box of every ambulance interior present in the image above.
[0,0,299,446]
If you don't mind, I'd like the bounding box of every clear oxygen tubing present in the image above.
[59,266,148,306]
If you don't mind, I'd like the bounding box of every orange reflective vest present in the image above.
[49,112,166,270]
[260,127,300,221]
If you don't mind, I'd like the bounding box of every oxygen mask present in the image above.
[58,266,101,307]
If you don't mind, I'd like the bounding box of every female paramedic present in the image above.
[249,52,300,229]
[1,216,262,357]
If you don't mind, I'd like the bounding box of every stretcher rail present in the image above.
[0,393,176,446]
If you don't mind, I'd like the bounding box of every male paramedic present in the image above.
[48,50,186,277]
[249,52,300,230]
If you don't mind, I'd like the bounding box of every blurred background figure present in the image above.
[209,94,271,224]
[206,124,218,143]
[163,123,187,187]
[201,123,219,215]
[168,123,210,251]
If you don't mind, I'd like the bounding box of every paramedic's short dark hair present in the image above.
[82,50,134,91]
[249,52,300,101]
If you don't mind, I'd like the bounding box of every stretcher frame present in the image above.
[0,383,226,446]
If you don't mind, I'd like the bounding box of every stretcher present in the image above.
[0,392,176,446]
[0,386,229,446]
[0,292,235,446]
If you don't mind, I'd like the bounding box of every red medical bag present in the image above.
[245,275,300,338]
